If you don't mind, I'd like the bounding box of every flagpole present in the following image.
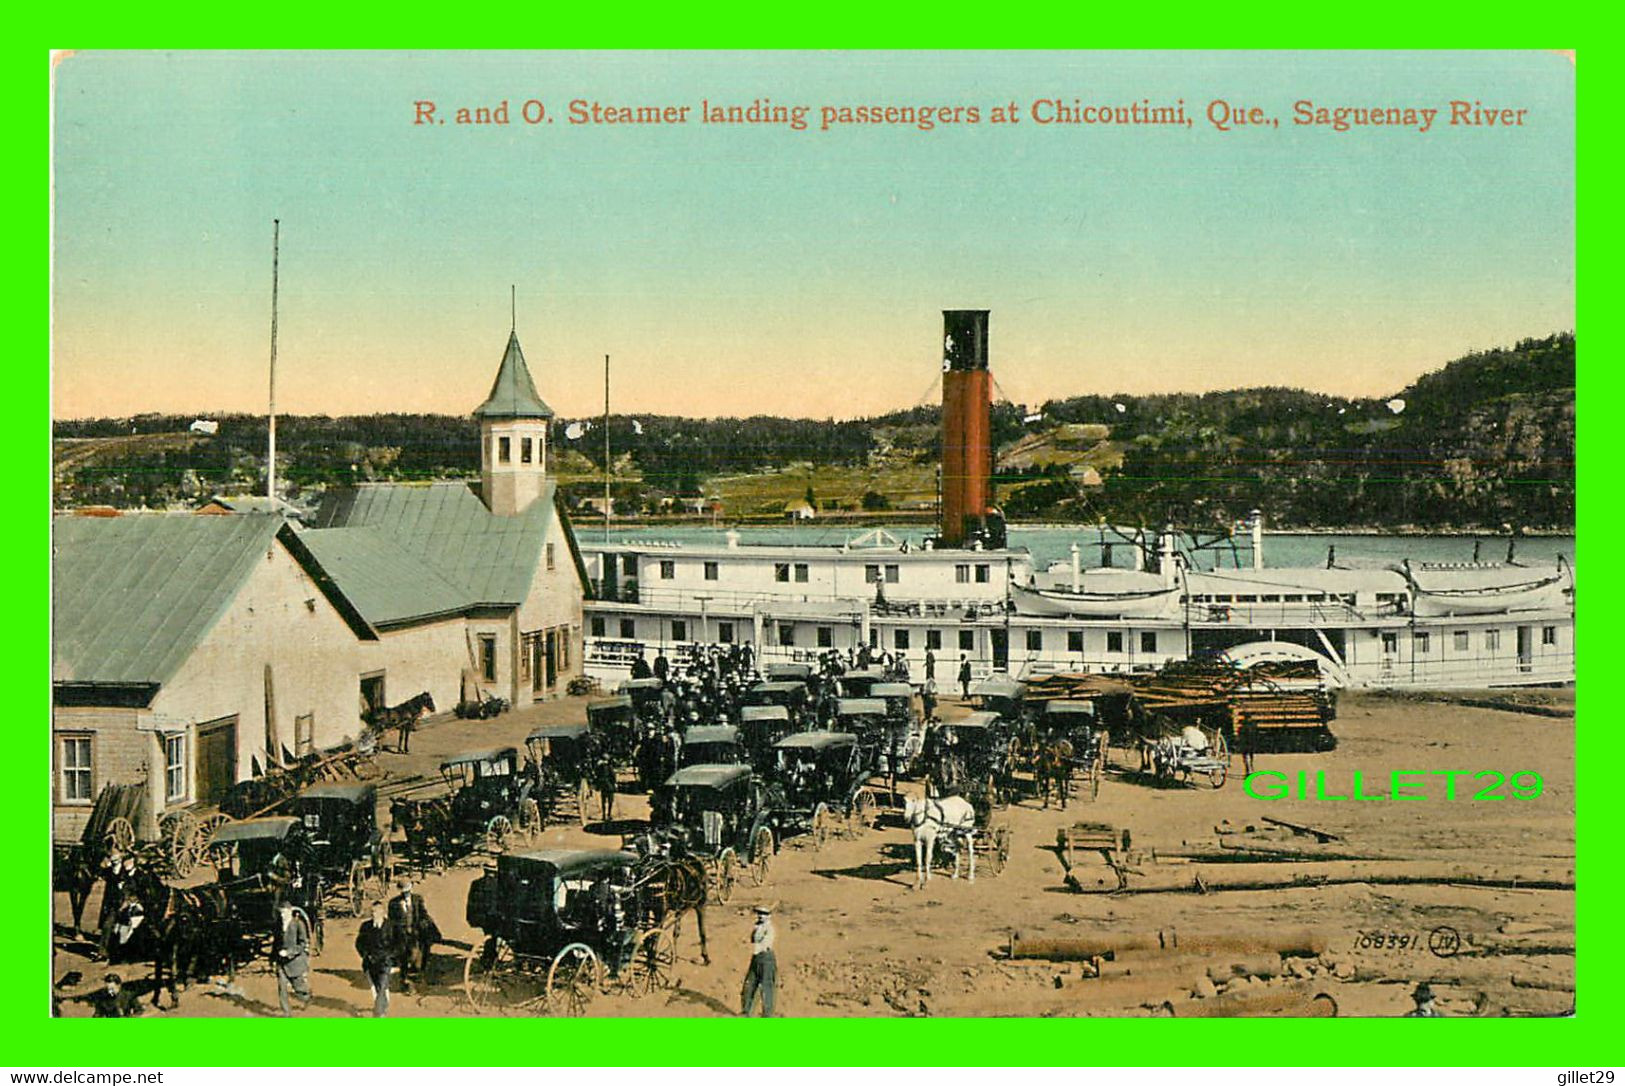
[603,354,611,543]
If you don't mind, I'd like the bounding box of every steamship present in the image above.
[579,312,1574,691]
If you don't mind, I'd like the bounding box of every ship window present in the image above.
[719,622,735,644]
[620,618,635,639]
[1068,631,1084,653]
[1235,594,1257,603]
[926,630,942,650]
[590,616,605,637]
[865,565,881,584]
[895,630,910,650]
[1141,632,1157,654]
[778,624,795,647]
[622,555,637,576]
[1026,630,1042,652]
[955,565,971,583]
[1453,631,1470,652]
[1542,626,1557,646]
[885,564,900,584]
[795,563,810,583]
[1107,632,1124,653]
[1260,594,1280,603]
[1214,595,1234,604]
[704,561,719,581]
[974,565,990,583]
[672,620,687,642]
[775,563,790,582]
[817,627,832,648]
[1485,629,1500,652]
[1381,632,1398,655]
[1283,594,1304,603]
[1414,632,1431,654]
[659,560,675,580]
[959,630,974,652]
[546,543,555,570]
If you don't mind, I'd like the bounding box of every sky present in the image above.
[50,50,1574,422]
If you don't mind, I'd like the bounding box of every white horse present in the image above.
[903,794,977,890]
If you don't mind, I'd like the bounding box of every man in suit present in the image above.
[274,902,311,1016]
[387,877,440,993]
[354,900,394,1017]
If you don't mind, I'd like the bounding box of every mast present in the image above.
[603,354,611,542]
[267,219,280,501]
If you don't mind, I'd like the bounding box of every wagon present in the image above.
[617,679,668,732]
[743,681,811,727]
[650,763,774,901]
[1149,723,1231,789]
[763,663,814,683]
[766,731,877,847]
[208,816,324,956]
[289,782,392,916]
[836,667,890,699]
[525,723,599,827]
[678,725,745,768]
[923,713,1009,809]
[737,705,796,773]
[588,695,643,766]
[462,848,683,1015]
[441,747,543,851]
[970,677,1028,724]
[867,682,923,780]
[1040,699,1109,800]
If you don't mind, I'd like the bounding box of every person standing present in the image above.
[274,902,311,1016]
[653,651,670,683]
[958,655,973,699]
[740,903,777,1017]
[630,653,653,680]
[355,901,394,1017]
[924,648,936,682]
[920,679,937,723]
[387,877,440,994]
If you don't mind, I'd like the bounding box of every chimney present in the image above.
[940,310,992,548]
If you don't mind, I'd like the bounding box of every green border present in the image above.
[22,33,1603,1067]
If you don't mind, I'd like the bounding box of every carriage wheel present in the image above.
[988,824,1011,876]
[347,861,368,917]
[463,939,544,1015]
[486,815,513,853]
[1214,729,1231,766]
[713,849,737,905]
[850,789,877,832]
[158,811,193,857]
[749,827,773,887]
[546,944,600,1017]
[105,816,136,853]
[625,928,677,995]
[1090,757,1104,800]
[518,799,542,843]
[1208,764,1228,790]
[811,804,832,850]
[576,779,593,827]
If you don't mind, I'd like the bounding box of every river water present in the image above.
[582,523,1576,573]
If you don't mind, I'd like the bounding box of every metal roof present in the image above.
[527,723,590,741]
[442,746,519,768]
[296,782,377,803]
[312,482,554,606]
[473,331,555,420]
[297,526,471,627]
[683,725,739,745]
[663,764,752,789]
[506,848,634,876]
[53,513,287,687]
[837,698,887,716]
[776,731,857,750]
[212,817,301,844]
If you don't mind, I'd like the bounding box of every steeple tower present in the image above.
[474,328,554,516]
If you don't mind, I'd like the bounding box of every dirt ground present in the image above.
[52,689,1575,1019]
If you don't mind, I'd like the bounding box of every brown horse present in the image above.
[368,692,435,753]
[1035,739,1075,810]
[389,796,454,872]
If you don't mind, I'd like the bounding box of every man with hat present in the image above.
[354,900,395,1017]
[740,901,777,1017]
[1405,982,1440,1017]
[387,875,440,993]
[274,901,311,1016]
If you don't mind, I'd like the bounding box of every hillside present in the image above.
[52,333,1575,531]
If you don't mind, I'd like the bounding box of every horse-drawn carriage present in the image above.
[288,782,392,917]
[767,730,878,847]
[588,694,645,765]
[462,848,690,1015]
[1146,720,1231,789]
[525,723,601,827]
[617,679,668,732]
[743,681,811,729]
[1036,699,1109,802]
[923,713,1009,810]
[970,677,1028,724]
[763,662,814,684]
[737,705,796,773]
[650,763,774,902]
[866,683,922,781]
[208,816,324,956]
[678,725,745,768]
[444,747,544,850]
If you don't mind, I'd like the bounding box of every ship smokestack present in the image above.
[940,309,993,548]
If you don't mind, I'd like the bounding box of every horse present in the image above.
[903,794,977,890]
[389,796,453,872]
[52,845,98,934]
[368,692,435,752]
[1035,738,1075,810]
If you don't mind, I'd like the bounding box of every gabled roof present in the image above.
[313,482,553,606]
[297,526,471,628]
[53,513,372,692]
[473,331,554,420]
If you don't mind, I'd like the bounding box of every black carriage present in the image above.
[867,682,922,780]
[970,677,1029,724]
[743,681,811,727]
[289,782,392,917]
[462,848,680,1015]
[738,705,795,773]
[1039,700,1109,799]
[678,725,745,768]
[525,723,599,827]
[650,763,774,901]
[617,679,668,731]
[836,667,890,699]
[587,695,643,765]
[767,731,877,848]
[441,747,543,852]
[763,663,814,684]
[924,712,1009,809]
[209,816,323,956]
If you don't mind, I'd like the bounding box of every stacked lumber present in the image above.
[1023,673,1135,701]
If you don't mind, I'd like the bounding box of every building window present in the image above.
[778,624,795,647]
[865,565,881,584]
[895,629,910,650]
[498,436,511,463]
[704,561,719,581]
[1414,632,1430,654]
[60,736,92,803]
[1107,631,1124,653]
[719,621,735,644]
[521,437,533,463]
[974,564,990,584]
[775,563,791,583]
[955,564,970,583]
[869,628,879,647]
[959,629,975,652]
[165,734,187,802]
[590,616,605,637]
[559,629,570,669]
[672,620,688,642]
[1485,629,1500,651]
[1141,631,1157,654]
[620,618,635,640]
[479,634,498,681]
[1453,630,1470,653]
[794,563,810,583]
[885,564,900,584]
[1026,630,1043,652]
[659,560,675,580]
[1381,631,1399,655]
[926,630,942,650]
[1542,626,1557,646]
[546,543,556,570]
[817,626,832,648]
[622,555,637,576]
[1067,630,1084,653]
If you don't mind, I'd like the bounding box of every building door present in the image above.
[195,716,238,806]
[991,628,1009,671]
[1517,625,1533,673]
[360,673,387,720]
